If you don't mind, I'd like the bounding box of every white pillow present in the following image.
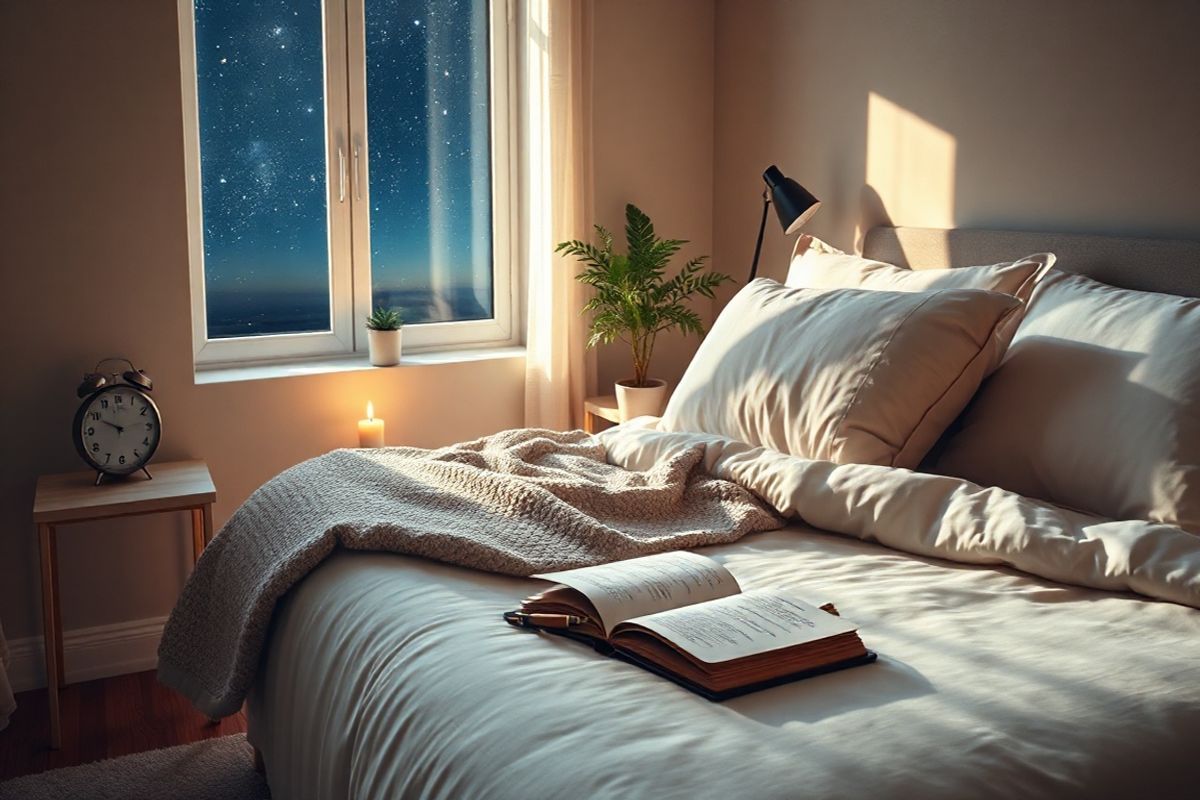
[660,279,1022,468]
[933,270,1200,532]
[786,235,1054,363]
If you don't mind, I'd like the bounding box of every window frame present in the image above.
[178,0,519,368]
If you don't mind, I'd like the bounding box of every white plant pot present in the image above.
[615,378,669,423]
[367,328,403,366]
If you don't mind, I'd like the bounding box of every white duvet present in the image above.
[247,423,1200,799]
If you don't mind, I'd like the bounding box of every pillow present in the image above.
[933,270,1200,532]
[786,235,1054,360]
[659,279,1022,469]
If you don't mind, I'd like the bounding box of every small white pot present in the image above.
[367,328,403,366]
[615,378,669,422]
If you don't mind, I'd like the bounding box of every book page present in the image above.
[533,552,740,636]
[622,588,858,664]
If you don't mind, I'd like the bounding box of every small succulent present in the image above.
[365,306,404,331]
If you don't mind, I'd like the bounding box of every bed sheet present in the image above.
[247,526,1200,800]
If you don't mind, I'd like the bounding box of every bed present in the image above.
[237,226,1200,799]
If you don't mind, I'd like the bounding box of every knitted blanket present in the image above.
[157,428,782,718]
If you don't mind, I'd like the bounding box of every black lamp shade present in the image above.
[763,165,821,235]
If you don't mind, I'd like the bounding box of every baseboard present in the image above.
[5,616,168,693]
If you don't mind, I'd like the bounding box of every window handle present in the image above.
[354,146,363,201]
[337,146,346,203]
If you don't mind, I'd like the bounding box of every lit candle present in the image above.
[357,401,385,448]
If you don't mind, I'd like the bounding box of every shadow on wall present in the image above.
[721,0,1200,291]
[856,92,956,254]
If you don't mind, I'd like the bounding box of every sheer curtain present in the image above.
[0,618,14,730]
[521,0,597,430]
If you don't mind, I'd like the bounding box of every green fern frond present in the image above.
[555,203,731,385]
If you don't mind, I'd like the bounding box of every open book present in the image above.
[504,551,876,700]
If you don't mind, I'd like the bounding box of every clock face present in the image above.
[75,385,162,474]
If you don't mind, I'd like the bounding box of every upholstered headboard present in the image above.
[861,226,1200,298]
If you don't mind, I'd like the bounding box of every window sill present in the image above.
[194,345,526,385]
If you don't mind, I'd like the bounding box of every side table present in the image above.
[31,459,216,748]
[583,395,622,434]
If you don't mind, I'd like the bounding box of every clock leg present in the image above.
[38,523,62,749]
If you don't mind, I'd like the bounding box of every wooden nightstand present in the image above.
[583,395,622,433]
[32,459,216,749]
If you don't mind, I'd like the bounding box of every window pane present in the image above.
[194,0,332,338]
[365,0,493,325]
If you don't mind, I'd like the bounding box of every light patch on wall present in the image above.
[859,93,957,254]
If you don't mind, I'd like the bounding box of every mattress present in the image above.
[246,525,1200,799]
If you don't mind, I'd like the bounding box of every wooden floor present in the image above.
[0,669,246,781]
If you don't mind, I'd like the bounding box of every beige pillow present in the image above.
[660,279,1022,469]
[786,235,1054,365]
[934,270,1200,532]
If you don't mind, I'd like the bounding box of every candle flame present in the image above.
[366,401,374,420]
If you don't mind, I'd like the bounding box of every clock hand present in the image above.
[101,420,125,434]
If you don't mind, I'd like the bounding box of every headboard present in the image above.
[861,226,1200,298]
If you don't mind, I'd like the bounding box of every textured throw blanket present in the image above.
[158,428,782,718]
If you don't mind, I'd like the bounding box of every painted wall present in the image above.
[12,0,1192,654]
[713,0,1200,288]
[591,0,716,390]
[0,3,524,643]
[0,0,720,649]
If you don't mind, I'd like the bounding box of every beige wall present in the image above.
[0,1,720,645]
[9,0,1194,647]
[714,0,1200,288]
[0,3,524,641]
[591,0,716,390]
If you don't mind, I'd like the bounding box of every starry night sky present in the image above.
[195,0,492,337]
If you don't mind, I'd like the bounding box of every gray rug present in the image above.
[0,734,269,800]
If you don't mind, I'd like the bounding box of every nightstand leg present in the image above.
[38,523,62,749]
[202,503,214,547]
[49,532,64,690]
[583,412,596,434]
[190,508,205,566]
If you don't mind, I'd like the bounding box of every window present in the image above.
[180,0,516,366]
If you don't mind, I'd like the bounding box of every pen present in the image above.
[504,611,587,629]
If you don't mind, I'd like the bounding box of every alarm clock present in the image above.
[73,358,161,484]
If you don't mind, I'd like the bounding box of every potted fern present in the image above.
[365,307,404,366]
[557,203,731,421]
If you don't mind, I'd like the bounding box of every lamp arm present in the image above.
[748,187,771,282]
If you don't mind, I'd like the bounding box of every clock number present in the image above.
[114,394,123,405]
[118,455,126,465]
[86,426,95,436]
[145,422,153,431]
[105,453,111,463]
[140,406,148,416]
[90,412,100,421]
[91,442,99,453]
[142,438,150,446]
[100,399,108,409]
